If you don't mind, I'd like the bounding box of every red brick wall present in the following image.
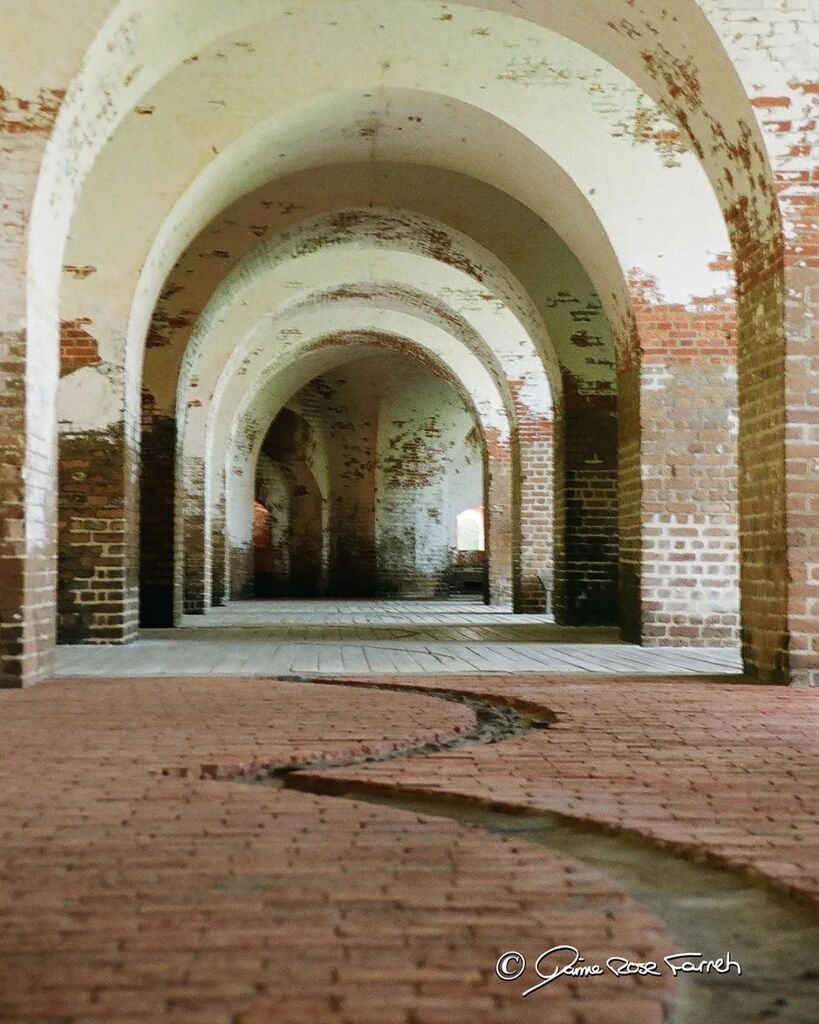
[556,383,619,626]
[59,318,101,376]
[775,82,819,686]
[626,276,741,647]
[210,477,229,607]
[58,427,139,644]
[182,454,209,613]
[516,412,556,614]
[0,87,63,686]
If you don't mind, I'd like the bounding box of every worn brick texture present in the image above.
[554,382,619,626]
[630,282,741,648]
[0,676,675,1023]
[58,428,139,643]
[304,673,819,909]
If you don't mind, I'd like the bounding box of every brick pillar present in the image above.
[733,262,789,681]
[57,425,139,644]
[784,260,819,687]
[778,103,818,686]
[325,403,378,598]
[486,442,514,607]
[0,94,62,686]
[139,394,176,626]
[211,474,229,607]
[517,421,555,613]
[617,360,643,642]
[0,329,56,686]
[182,456,210,614]
[626,282,741,647]
[555,383,619,626]
[228,539,254,600]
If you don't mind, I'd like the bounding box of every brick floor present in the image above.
[298,675,819,909]
[0,677,674,1024]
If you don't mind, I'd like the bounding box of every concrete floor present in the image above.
[57,598,743,677]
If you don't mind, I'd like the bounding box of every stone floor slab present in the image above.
[57,599,743,678]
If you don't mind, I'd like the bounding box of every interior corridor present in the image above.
[1,4,817,1023]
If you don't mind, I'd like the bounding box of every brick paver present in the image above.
[298,675,819,908]
[0,677,674,1023]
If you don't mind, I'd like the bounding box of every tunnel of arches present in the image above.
[2,0,813,687]
[245,353,490,603]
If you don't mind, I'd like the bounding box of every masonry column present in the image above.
[0,89,63,684]
[626,279,741,647]
[210,472,229,606]
[139,391,176,626]
[57,305,141,645]
[771,79,818,687]
[182,455,211,613]
[57,418,139,643]
[555,382,619,625]
[485,437,515,607]
[516,418,555,613]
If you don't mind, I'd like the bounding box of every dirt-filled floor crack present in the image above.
[240,676,819,1024]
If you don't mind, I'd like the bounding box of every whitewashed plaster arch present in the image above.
[179,306,516,612]
[185,292,541,608]
[41,0,771,394]
[55,7,738,433]
[29,0,775,550]
[215,309,513,494]
[177,209,559,417]
[141,163,618,417]
[221,334,513,610]
[23,0,778,539]
[174,242,558,602]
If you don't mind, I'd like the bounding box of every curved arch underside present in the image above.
[1,0,815,686]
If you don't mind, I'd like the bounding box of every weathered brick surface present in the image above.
[0,109,61,688]
[0,677,674,1022]
[516,413,555,613]
[555,383,619,625]
[1,1,817,691]
[624,278,741,648]
[306,674,819,908]
[60,317,101,376]
[58,428,139,644]
[139,394,176,626]
[703,0,819,687]
[182,454,210,614]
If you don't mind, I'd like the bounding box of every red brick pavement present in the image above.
[299,675,819,908]
[0,677,674,1024]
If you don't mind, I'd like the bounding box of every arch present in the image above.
[163,216,560,620]
[198,328,517,615]
[5,0,792,686]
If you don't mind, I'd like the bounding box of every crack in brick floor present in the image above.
[292,675,819,909]
[0,673,816,1023]
[270,681,818,1023]
[0,676,674,1024]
